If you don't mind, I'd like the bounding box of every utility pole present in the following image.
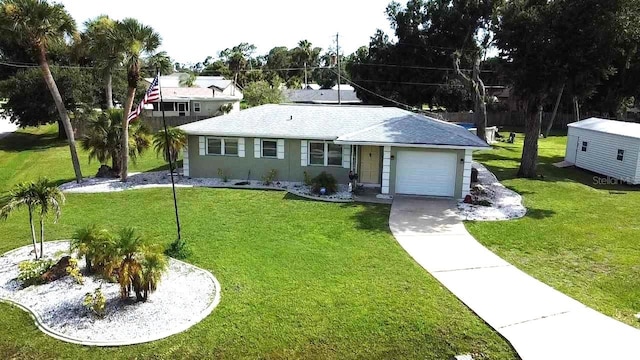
[336,33,341,105]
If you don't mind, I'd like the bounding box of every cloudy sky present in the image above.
[58,0,396,64]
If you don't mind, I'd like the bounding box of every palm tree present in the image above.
[0,0,83,183]
[115,227,145,300]
[32,178,65,258]
[71,224,116,275]
[83,15,122,110]
[116,18,161,182]
[152,127,186,171]
[0,182,40,259]
[81,108,151,174]
[140,245,168,300]
[178,72,196,87]
[144,51,173,76]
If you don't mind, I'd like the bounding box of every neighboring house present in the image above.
[565,118,640,184]
[179,104,489,198]
[283,89,362,105]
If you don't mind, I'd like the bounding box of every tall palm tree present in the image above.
[153,127,186,171]
[116,18,161,182]
[32,178,65,258]
[144,51,173,76]
[0,182,40,259]
[81,108,151,174]
[0,0,83,183]
[83,15,122,110]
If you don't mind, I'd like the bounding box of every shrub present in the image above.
[311,172,338,195]
[262,169,278,185]
[303,171,313,186]
[217,168,229,182]
[18,259,54,287]
[83,287,106,318]
[165,238,191,260]
[71,225,118,279]
[66,258,84,285]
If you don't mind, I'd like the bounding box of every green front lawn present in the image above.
[468,134,640,327]
[0,126,516,359]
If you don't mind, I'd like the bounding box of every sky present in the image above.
[58,0,397,64]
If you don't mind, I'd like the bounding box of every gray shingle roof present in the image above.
[179,104,489,148]
[283,89,362,104]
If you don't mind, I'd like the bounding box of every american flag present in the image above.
[127,75,161,123]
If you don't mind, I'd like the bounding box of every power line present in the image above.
[350,78,505,87]
[351,62,495,73]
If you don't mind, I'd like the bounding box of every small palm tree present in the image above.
[71,224,116,275]
[152,127,186,171]
[0,0,83,182]
[81,109,151,173]
[178,72,196,87]
[140,245,168,300]
[32,178,65,258]
[0,182,40,259]
[116,18,161,181]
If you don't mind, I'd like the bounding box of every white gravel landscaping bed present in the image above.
[0,241,220,346]
[59,171,354,201]
[457,162,527,221]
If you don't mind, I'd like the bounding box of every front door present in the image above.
[359,145,381,184]
[178,103,187,117]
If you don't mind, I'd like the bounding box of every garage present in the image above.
[395,151,457,197]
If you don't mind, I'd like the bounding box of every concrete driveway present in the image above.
[390,196,640,360]
[0,115,17,140]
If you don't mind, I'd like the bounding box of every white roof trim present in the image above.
[333,140,486,150]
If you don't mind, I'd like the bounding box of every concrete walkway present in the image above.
[390,197,640,360]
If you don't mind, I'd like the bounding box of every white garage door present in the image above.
[395,151,457,197]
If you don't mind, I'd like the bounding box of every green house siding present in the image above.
[187,136,351,183]
[388,147,465,198]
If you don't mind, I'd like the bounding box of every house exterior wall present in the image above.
[187,136,351,183]
[147,99,240,118]
[387,147,466,198]
[568,127,640,184]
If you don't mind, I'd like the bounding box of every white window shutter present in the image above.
[277,139,285,159]
[254,138,261,158]
[300,140,308,166]
[199,136,205,156]
[342,145,351,169]
[238,138,245,158]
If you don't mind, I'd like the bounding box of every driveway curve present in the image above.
[390,196,639,360]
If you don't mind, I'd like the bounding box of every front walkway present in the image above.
[390,197,640,360]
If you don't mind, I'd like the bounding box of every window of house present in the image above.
[207,138,222,155]
[327,143,343,166]
[152,103,160,111]
[161,102,174,112]
[581,141,588,152]
[309,142,325,165]
[207,137,238,156]
[262,140,278,158]
[617,149,624,161]
[225,139,238,156]
[193,102,201,113]
[309,142,342,166]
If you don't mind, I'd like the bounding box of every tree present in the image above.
[82,15,121,110]
[81,108,151,174]
[116,18,160,182]
[178,72,196,87]
[0,0,83,182]
[219,42,256,87]
[0,179,64,259]
[153,127,187,171]
[143,51,173,76]
[201,59,232,77]
[243,81,283,107]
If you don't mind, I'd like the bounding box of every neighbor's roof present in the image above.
[146,75,236,91]
[162,87,215,99]
[179,104,489,148]
[283,89,362,104]
[568,117,640,139]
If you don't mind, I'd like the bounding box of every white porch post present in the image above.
[462,149,473,197]
[381,146,391,194]
[182,143,189,177]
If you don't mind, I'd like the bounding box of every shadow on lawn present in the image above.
[0,130,65,152]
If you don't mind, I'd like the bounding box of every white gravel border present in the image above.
[457,162,527,221]
[59,170,354,202]
[0,241,221,346]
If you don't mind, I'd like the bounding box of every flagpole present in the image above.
[158,69,182,241]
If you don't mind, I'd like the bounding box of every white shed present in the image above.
[565,118,640,184]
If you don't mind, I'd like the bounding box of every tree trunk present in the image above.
[28,207,38,260]
[573,96,580,122]
[518,105,543,178]
[37,46,83,183]
[39,216,44,260]
[453,53,487,142]
[121,86,136,182]
[105,72,113,110]
[544,83,565,138]
[56,119,68,140]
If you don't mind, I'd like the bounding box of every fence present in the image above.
[440,111,577,129]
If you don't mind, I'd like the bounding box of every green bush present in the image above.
[83,287,106,318]
[311,172,338,195]
[165,238,191,260]
[303,171,313,186]
[217,168,229,182]
[18,259,54,287]
[66,258,84,285]
[262,169,278,185]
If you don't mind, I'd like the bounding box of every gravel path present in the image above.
[457,162,527,221]
[59,171,354,201]
[0,241,219,346]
